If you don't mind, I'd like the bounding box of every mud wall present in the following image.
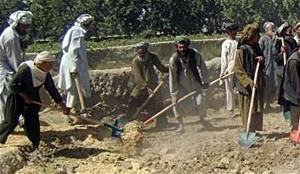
[35,39,226,118]
[83,57,224,119]
[28,38,224,70]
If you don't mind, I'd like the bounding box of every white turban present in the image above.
[8,10,33,28]
[34,51,56,64]
[76,14,94,25]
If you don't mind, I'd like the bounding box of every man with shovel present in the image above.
[58,14,94,123]
[127,41,169,127]
[169,35,209,134]
[233,24,264,147]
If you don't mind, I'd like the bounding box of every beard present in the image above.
[177,50,187,57]
[15,28,27,37]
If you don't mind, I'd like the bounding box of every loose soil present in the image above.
[2,103,299,174]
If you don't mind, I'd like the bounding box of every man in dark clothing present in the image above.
[0,51,69,153]
[275,23,298,120]
[127,42,168,125]
[282,45,300,142]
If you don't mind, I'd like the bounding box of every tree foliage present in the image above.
[1,0,300,42]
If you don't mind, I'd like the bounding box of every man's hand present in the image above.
[172,96,178,104]
[59,102,70,115]
[70,71,78,77]
[202,83,209,89]
[255,56,264,63]
[147,87,153,94]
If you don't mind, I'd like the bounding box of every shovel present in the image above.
[74,75,87,112]
[238,62,260,148]
[33,101,102,125]
[290,116,300,144]
[143,72,234,125]
[131,81,164,119]
[33,101,127,138]
[280,37,287,65]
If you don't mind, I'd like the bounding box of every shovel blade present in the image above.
[238,132,258,148]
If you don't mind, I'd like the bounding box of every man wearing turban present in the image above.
[58,14,94,120]
[0,51,69,153]
[233,24,265,133]
[169,35,209,134]
[259,22,277,111]
[0,10,33,123]
[127,41,168,126]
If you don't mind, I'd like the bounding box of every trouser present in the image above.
[224,77,235,111]
[0,88,8,124]
[127,88,163,121]
[238,93,263,132]
[290,105,300,131]
[263,73,276,105]
[0,94,41,146]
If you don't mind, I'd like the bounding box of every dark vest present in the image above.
[233,45,256,95]
[283,52,300,105]
[174,48,202,85]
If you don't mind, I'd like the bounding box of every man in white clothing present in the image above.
[58,14,94,116]
[0,10,33,123]
[220,23,238,118]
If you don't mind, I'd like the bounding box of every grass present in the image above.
[27,34,225,53]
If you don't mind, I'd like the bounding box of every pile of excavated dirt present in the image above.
[121,121,143,150]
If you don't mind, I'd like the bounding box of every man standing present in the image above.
[58,14,94,115]
[169,36,209,134]
[0,10,33,123]
[259,22,277,111]
[275,22,297,120]
[282,45,300,143]
[233,24,265,133]
[220,23,238,118]
[127,42,168,127]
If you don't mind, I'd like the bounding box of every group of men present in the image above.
[0,10,94,153]
[0,8,299,154]
[221,22,300,143]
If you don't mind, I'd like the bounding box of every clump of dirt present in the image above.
[121,121,143,150]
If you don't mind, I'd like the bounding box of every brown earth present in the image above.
[1,102,299,174]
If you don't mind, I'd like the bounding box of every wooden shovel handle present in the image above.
[280,37,287,65]
[33,101,102,125]
[132,81,164,119]
[246,62,260,133]
[74,76,86,110]
[143,73,234,125]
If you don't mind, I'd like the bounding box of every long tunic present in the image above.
[0,26,23,122]
[130,52,168,97]
[0,63,62,146]
[220,38,238,111]
[58,23,91,97]
[259,35,276,102]
[283,51,300,130]
[127,52,168,118]
[169,48,208,117]
[233,44,264,131]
